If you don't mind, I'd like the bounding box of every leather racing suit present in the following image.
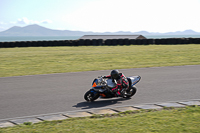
[104,73,129,96]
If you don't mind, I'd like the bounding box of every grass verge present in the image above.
[0,106,200,133]
[0,44,200,77]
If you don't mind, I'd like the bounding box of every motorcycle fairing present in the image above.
[92,86,105,92]
[127,76,141,86]
[106,79,116,88]
[92,79,98,87]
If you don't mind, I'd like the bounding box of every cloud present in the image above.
[41,19,52,24]
[0,22,9,31]
[17,17,38,24]
[11,17,52,25]
[0,22,6,25]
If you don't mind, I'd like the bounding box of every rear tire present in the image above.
[84,91,99,102]
[124,86,137,98]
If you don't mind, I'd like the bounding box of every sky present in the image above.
[0,0,200,33]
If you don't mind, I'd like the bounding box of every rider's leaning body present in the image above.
[104,70,129,96]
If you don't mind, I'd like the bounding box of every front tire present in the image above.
[124,86,137,98]
[84,91,99,102]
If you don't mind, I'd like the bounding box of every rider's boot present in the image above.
[119,88,127,97]
[116,90,124,97]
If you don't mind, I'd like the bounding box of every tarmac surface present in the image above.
[0,65,200,120]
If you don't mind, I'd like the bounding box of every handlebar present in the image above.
[97,76,107,86]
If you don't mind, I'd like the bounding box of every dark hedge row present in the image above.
[0,38,200,48]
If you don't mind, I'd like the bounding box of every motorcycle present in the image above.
[84,75,141,102]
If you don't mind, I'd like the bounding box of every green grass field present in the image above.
[0,45,200,132]
[0,44,200,77]
[0,106,200,133]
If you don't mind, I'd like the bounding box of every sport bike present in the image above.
[84,75,141,102]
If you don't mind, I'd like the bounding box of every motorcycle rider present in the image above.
[104,70,129,97]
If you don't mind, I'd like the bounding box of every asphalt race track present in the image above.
[0,65,200,120]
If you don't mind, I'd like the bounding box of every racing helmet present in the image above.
[110,70,120,79]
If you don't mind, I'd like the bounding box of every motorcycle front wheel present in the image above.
[84,91,99,102]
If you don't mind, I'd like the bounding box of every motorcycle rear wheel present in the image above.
[124,86,137,98]
[84,91,99,102]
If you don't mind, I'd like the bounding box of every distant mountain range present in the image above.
[0,24,200,36]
